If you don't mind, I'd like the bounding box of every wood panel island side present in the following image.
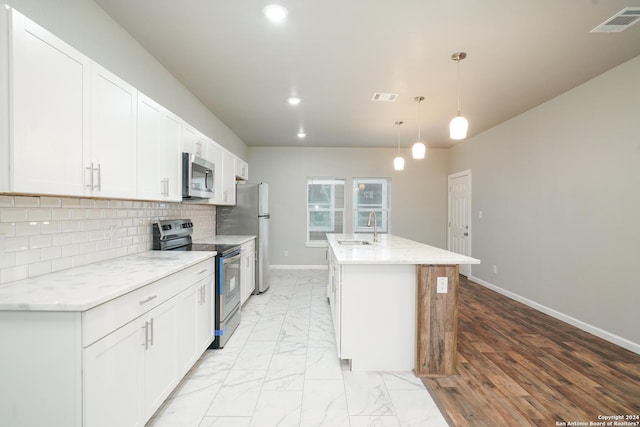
[326,234,480,375]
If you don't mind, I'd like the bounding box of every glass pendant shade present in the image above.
[450,52,469,141]
[412,142,426,159]
[449,115,468,140]
[393,156,405,171]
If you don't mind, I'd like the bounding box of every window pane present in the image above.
[356,183,383,206]
[307,178,345,242]
[353,178,391,234]
[309,184,332,205]
[355,210,384,229]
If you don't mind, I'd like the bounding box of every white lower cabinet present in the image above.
[327,249,341,356]
[178,275,214,373]
[83,312,146,427]
[84,298,179,427]
[240,239,256,305]
[0,258,214,427]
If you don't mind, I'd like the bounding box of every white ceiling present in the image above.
[93,0,640,149]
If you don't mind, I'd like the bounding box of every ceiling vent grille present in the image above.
[591,7,640,33]
[372,93,398,102]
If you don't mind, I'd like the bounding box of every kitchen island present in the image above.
[326,233,479,373]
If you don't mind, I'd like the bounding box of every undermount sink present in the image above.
[337,240,372,245]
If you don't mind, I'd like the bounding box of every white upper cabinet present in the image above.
[205,142,236,206]
[235,156,249,181]
[89,64,137,199]
[1,5,246,203]
[181,125,210,160]
[222,150,236,205]
[137,93,181,201]
[1,6,90,196]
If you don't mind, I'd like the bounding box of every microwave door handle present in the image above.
[205,169,212,191]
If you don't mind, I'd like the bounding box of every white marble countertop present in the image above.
[0,251,215,312]
[327,234,481,265]
[196,235,256,245]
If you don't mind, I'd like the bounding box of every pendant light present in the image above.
[412,96,426,159]
[450,52,468,140]
[393,121,405,171]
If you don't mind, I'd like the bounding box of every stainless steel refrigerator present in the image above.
[216,182,270,293]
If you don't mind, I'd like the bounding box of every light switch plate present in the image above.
[437,277,448,293]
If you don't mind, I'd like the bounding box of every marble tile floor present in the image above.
[146,269,449,427]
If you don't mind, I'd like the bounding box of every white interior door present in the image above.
[448,171,472,277]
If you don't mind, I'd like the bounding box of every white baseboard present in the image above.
[468,275,640,356]
[270,265,328,270]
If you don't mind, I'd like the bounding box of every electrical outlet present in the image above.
[493,265,498,274]
[284,250,289,257]
[437,277,448,293]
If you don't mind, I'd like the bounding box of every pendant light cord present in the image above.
[456,59,461,115]
[418,100,421,141]
[395,120,403,154]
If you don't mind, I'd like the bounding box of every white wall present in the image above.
[6,0,247,158]
[248,147,449,266]
[449,55,640,351]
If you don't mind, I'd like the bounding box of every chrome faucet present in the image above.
[367,211,378,242]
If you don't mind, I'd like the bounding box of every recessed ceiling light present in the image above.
[297,131,306,138]
[288,97,301,105]
[263,4,288,23]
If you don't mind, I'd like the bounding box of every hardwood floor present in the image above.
[421,276,640,427]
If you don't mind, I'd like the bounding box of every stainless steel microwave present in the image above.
[182,153,214,199]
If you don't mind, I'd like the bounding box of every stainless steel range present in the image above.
[152,219,241,349]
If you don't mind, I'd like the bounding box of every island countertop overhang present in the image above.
[327,233,481,265]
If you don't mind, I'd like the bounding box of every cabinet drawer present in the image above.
[181,259,214,288]
[83,274,179,347]
[82,259,214,347]
[241,239,255,254]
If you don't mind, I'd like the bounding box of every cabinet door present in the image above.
[137,94,181,202]
[197,277,214,349]
[159,112,182,201]
[207,142,224,205]
[90,63,137,198]
[143,299,179,421]
[136,94,162,200]
[240,252,255,305]
[83,318,145,427]
[234,156,249,181]
[328,251,342,356]
[221,150,237,205]
[177,282,199,374]
[8,8,89,196]
[183,125,209,159]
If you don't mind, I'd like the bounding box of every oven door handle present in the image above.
[222,251,241,264]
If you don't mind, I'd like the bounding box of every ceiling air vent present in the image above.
[591,7,640,33]
[372,93,398,102]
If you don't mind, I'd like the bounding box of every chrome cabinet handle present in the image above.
[85,163,94,188]
[95,163,101,191]
[197,268,207,275]
[139,295,157,305]
[161,178,169,196]
[141,321,149,349]
[149,318,154,346]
